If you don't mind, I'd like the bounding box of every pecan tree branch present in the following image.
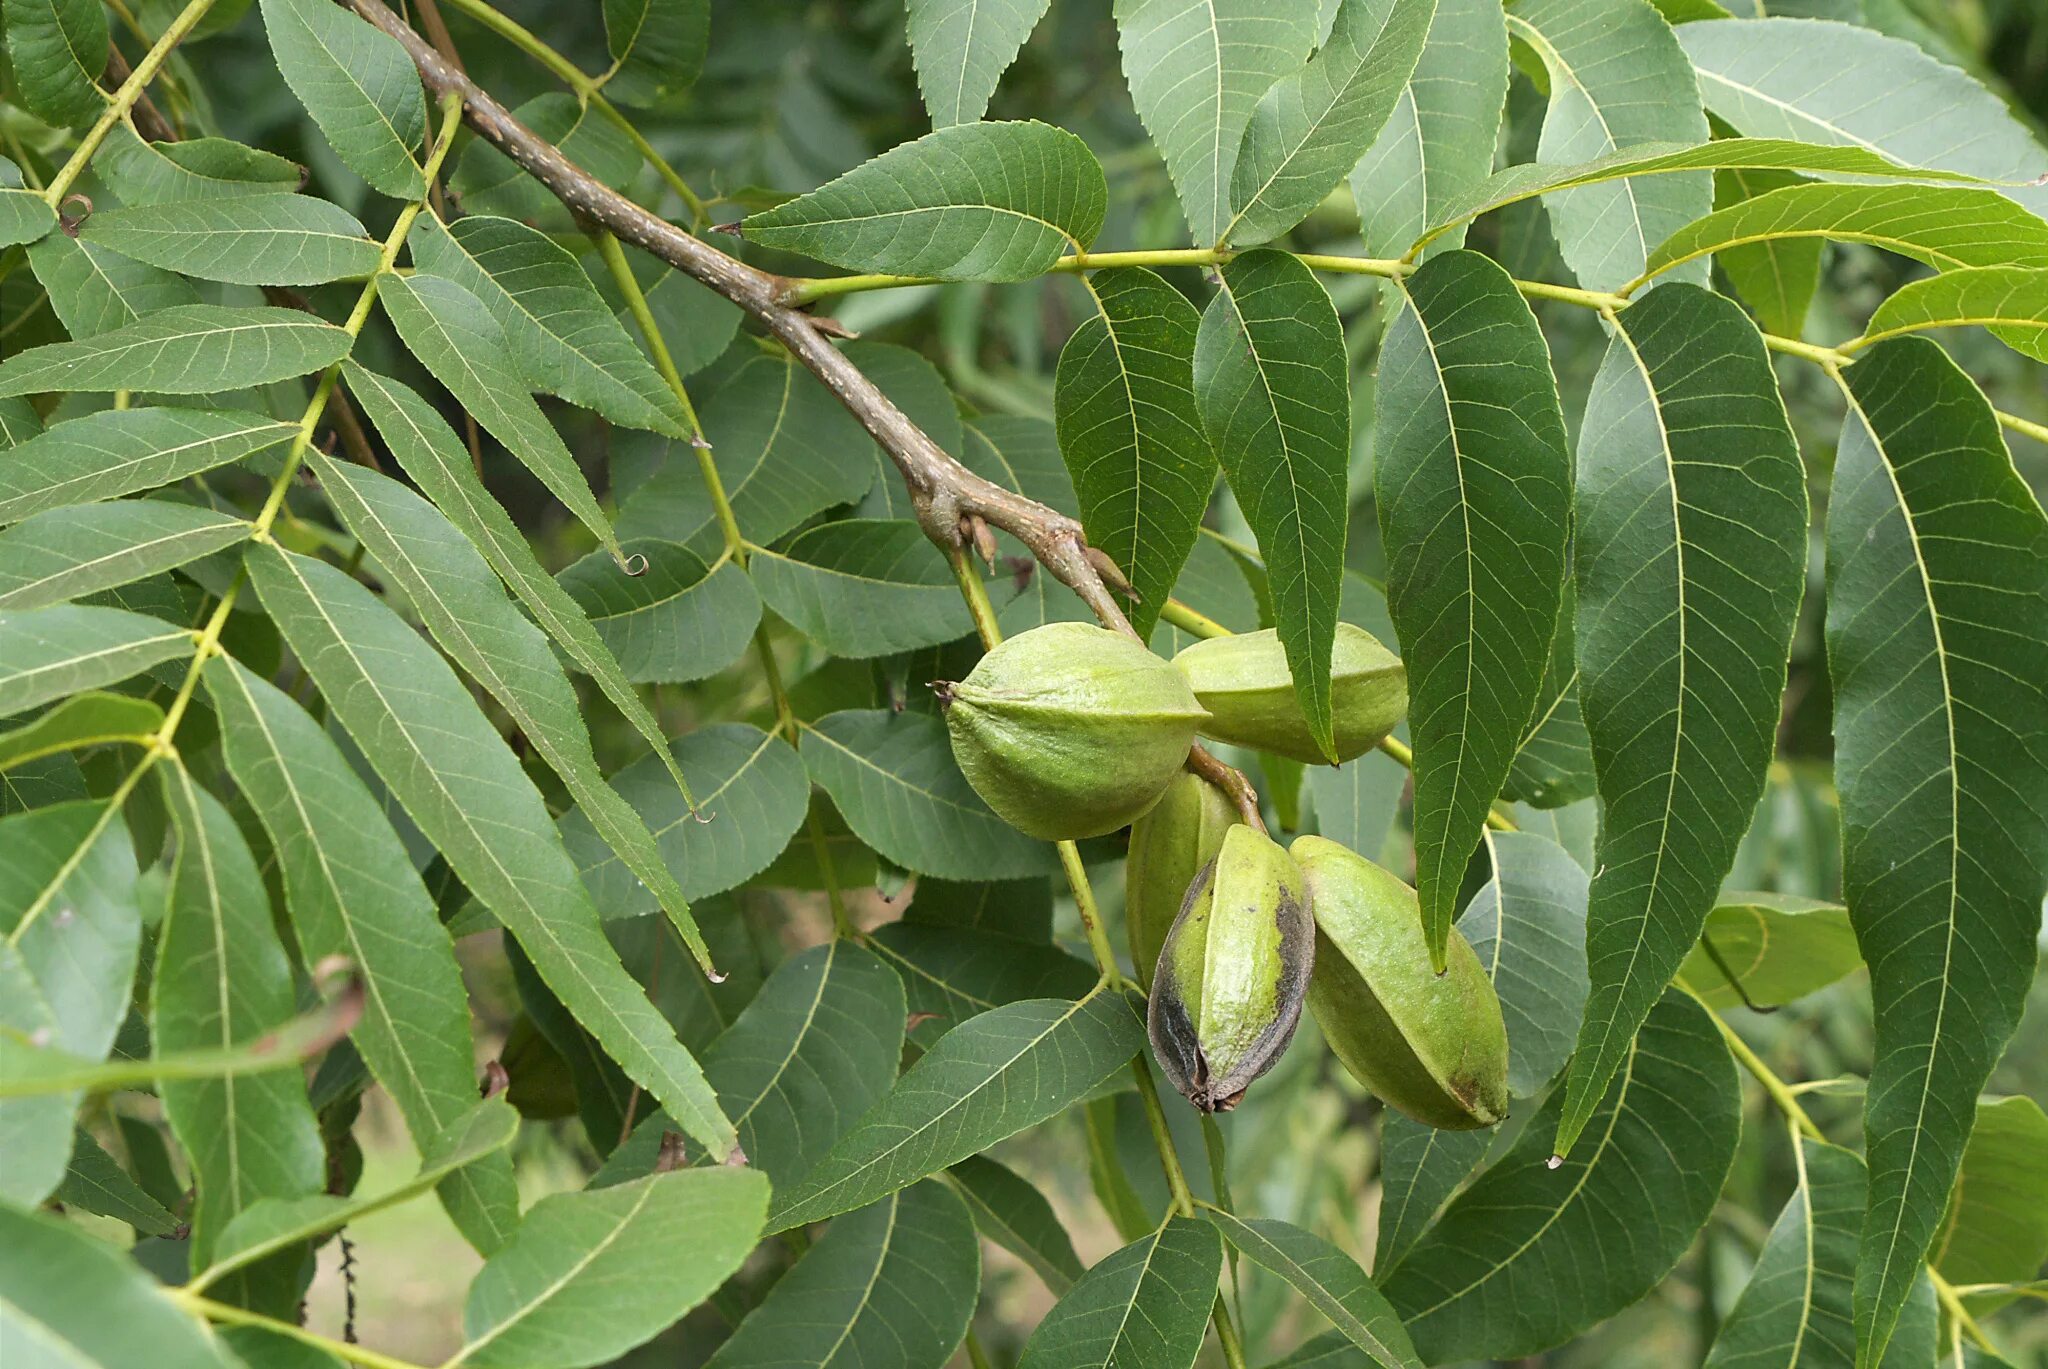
[337,0,1135,635]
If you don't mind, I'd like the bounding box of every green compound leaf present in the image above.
[1827,338,2048,1369]
[1352,0,1508,259]
[1642,183,2048,291]
[1054,267,1214,641]
[1399,136,1971,257]
[26,229,200,339]
[1373,1112,1493,1275]
[1224,0,1434,247]
[247,543,737,1159]
[869,922,1097,1047]
[0,304,351,398]
[0,605,192,716]
[308,453,711,970]
[205,656,522,1256]
[94,126,303,203]
[201,1098,518,1287]
[80,195,380,286]
[1713,160,1823,341]
[378,271,624,566]
[752,519,985,658]
[700,939,904,1191]
[769,990,1144,1229]
[948,1154,1084,1293]
[1194,249,1350,761]
[1205,1211,1420,1367]
[908,0,1052,127]
[1463,828,1590,1098]
[741,121,1107,280]
[1860,264,2048,363]
[260,0,426,198]
[1933,1097,2048,1301]
[553,724,810,925]
[1505,0,1711,292]
[0,1204,242,1369]
[1016,1215,1222,1369]
[458,1167,769,1369]
[154,763,326,1314]
[1383,991,1740,1361]
[0,501,249,611]
[1501,585,1595,809]
[0,801,139,1071]
[410,213,688,435]
[0,408,297,527]
[3,0,108,127]
[1117,0,1319,245]
[618,346,873,553]
[0,189,57,250]
[801,708,1062,880]
[1376,248,1570,967]
[0,693,160,773]
[55,1127,179,1236]
[1555,282,1806,1159]
[1704,1139,1938,1369]
[344,363,698,821]
[709,1182,979,1369]
[1679,17,2048,222]
[558,538,760,684]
